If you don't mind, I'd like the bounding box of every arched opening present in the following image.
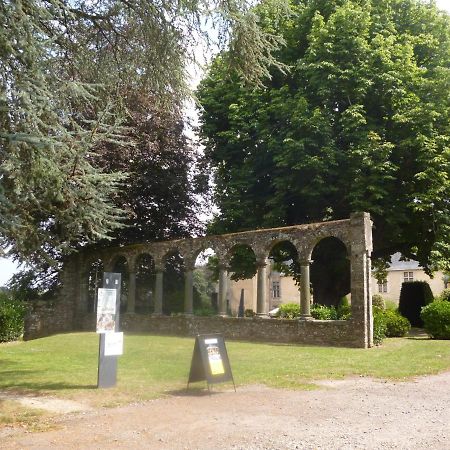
[228,244,257,316]
[311,237,350,308]
[268,241,299,312]
[87,259,104,313]
[135,253,155,314]
[113,255,129,313]
[163,250,184,315]
[194,248,217,316]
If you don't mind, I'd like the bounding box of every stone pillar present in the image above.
[184,265,194,315]
[127,271,136,313]
[218,264,228,317]
[300,260,313,320]
[256,259,268,317]
[350,212,373,348]
[153,268,164,316]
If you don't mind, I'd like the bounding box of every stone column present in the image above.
[127,271,136,313]
[218,264,228,317]
[153,266,164,316]
[184,265,194,316]
[350,212,373,348]
[300,260,313,320]
[256,259,268,317]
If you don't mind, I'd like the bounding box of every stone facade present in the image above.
[25,212,373,348]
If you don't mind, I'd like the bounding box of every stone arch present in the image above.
[86,258,104,313]
[112,255,129,313]
[267,240,300,310]
[135,253,156,314]
[310,236,350,308]
[66,212,372,348]
[162,249,185,315]
[193,246,218,315]
[226,243,258,316]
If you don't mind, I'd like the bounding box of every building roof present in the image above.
[388,252,421,271]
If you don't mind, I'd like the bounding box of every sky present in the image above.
[0,0,449,287]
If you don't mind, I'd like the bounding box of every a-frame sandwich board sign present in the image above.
[187,334,235,392]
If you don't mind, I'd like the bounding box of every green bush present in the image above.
[421,301,450,339]
[383,310,411,337]
[373,306,387,345]
[244,309,255,317]
[194,306,215,316]
[372,294,385,310]
[385,300,398,311]
[311,304,338,320]
[398,281,434,327]
[437,289,450,302]
[277,303,300,319]
[0,295,26,343]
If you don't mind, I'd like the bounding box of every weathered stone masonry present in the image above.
[25,212,373,348]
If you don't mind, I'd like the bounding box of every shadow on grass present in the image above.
[406,328,430,340]
[0,379,98,393]
[167,384,228,397]
[0,365,97,392]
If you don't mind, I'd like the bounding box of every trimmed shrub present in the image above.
[373,306,387,345]
[0,295,26,342]
[383,310,411,337]
[311,304,338,320]
[398,281,434,327]
[372,294,385,310]
[421,301,450,339]
[277,303,300,319]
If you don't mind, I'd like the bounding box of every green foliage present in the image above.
[275,302,351,320]
[277,303,300,319]
[244,309,255,317]
[0,0,289,268]
[421,301,450,339]
[437,289,450,302]
[399,281,434,327]
[198,0,450,275]
[0,293,26,343]
[385,300,399,312]
[311,304,338,320]
[383,310,411,338]
[373,307,387,345]
[193,306,215,317]
[372,294,386,310]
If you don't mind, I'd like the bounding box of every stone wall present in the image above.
[76,313,360,348]
[24,300,74,340]
[24,214,373,348]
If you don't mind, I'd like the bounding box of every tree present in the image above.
[0,0,289,266]
[198,0,450,305]
[91,93,206,245]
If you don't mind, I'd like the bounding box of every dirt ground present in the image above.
[1,371,450,450]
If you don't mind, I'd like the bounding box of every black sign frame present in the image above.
[187,334,235,392]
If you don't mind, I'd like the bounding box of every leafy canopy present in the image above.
[198,0,450,272]
[0,0,290,268]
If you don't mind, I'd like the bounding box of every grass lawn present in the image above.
[1,332,450,407]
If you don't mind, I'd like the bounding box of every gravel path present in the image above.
[2,371,450,449]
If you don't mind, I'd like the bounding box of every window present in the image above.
[403,271,414,282]
[272,281,280,298]
[378,281,388,293]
